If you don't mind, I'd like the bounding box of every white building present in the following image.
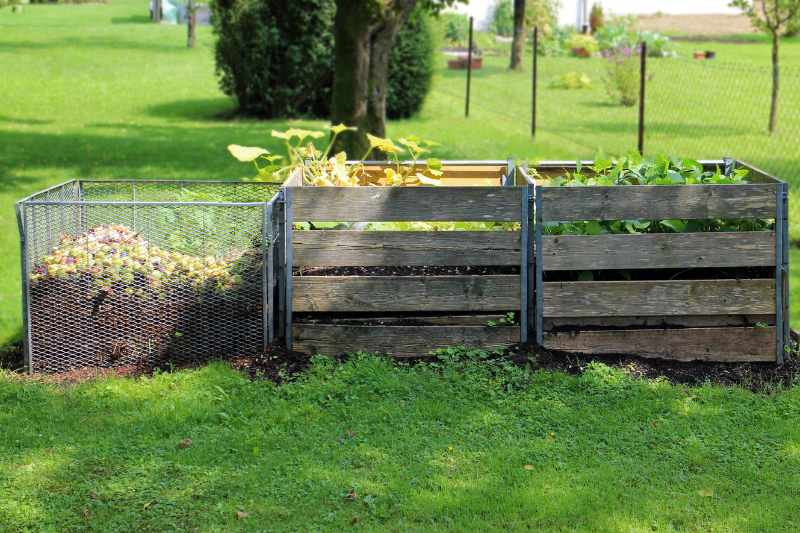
[448,0,739,30]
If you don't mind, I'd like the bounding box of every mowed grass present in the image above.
[1,357,799,531]
[1,0,799,344]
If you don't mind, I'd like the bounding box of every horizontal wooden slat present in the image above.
[542,232,776,270]
[539,184,776,221]
[294,324,518,357]
[544,314,774,330]
[299,314,508,326]
[293,230,520,266]
[291,187,522,222]
[293,275,520,312]
[543,327,776,362]
[543,279,774,317]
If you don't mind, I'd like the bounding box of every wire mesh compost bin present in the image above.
[16,180,282,373]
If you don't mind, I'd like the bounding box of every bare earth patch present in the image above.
[636,14,756,37]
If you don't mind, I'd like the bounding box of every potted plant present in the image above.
[567,33,599,58]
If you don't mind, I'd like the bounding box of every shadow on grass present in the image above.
[0,114,52,126]
[0,36,187,53]
[110,15,152,25]
[143,98,239,122]
[0,359,798,530]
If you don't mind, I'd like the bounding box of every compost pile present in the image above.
[29,224,263,372]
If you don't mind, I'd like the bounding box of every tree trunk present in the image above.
[331,1,415,157]
[332,0,373,157]
[769,31,779,134]
[153,0,161,22]
[187,0,196,49]
[510,0,526,70]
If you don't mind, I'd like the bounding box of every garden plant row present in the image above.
[16,140,790,372]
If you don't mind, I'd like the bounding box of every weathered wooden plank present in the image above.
[543,327,776,362]
[293,275,520,312]
[297,314,508,326]
[293,230,521,266]
[291,187,523,222]
[362,165,505,186]
[544,314,774,330]
[539,184,776,221]
[543,279,775,317]
[542,232,776,270]
[294,324,518,357]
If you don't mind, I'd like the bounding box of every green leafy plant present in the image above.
[549,71,592,89]
[567,33,599,57]
[536,154,774,236]
[228,126,443,187]
[603,49,639,106]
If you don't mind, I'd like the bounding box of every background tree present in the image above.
[509,0,526,70]
[731,0,800,133]
[331,0,461,156]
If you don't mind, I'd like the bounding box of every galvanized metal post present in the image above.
[520,185,529,344]
[465,16,473,118]
[15,203,32,373]
[284,187,293,351]
[638,41,647,155]
[775,182,789,363]
[782,183,790,359]
[275,191,286,343]
[262,201,273,347]
[534,185,544,346]
[531,26,538,138]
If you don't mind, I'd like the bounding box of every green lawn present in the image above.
[2,1,800,344]
[1,356,799,531]
[2,4,800,531]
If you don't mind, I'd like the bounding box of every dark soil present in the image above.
[524,345,800,393]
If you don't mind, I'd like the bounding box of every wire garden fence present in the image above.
[454,30,800,183]
[16,180,281,372]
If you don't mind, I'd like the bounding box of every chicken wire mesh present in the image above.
[17,180,281,373]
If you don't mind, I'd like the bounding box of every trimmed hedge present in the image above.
[210,0,433,119]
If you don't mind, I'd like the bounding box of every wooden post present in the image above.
[638,41,647,155]
[531,26,538,138]
[187,0,196,48]
[465,16,473,118]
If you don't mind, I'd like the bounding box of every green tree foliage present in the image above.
[387,8,434,119]
[210,0,433,119]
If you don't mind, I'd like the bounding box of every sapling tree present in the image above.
[331,0,462,156]
[731,0,800,133]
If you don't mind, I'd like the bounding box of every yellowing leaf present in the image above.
[367,133,402,154]
[227,144,269,162]
[330,123,357,135]
[271,130,290,140]
[523,464,535,471]
[697,489,714,498]
[416,173,441,186]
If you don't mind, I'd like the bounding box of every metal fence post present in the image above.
[262,201,273,347]
[776,182,789,363]
[534,185,543,346]
[638,41,647,155]
[284,187,293,351]
[520,185,529,344]
[15,203,32,373]
[465,16,473,118]
[531,26,538,138]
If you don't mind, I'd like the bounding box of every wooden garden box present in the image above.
[283,161,530,357]
[521,160,790,363]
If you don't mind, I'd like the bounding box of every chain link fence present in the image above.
[17,180,280,372]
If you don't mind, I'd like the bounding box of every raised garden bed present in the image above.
[520,159,789,363]
[16,158,789,372]
[285,161,525,357]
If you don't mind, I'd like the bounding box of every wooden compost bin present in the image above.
[284,161,529,357]
[524,160,790,363]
